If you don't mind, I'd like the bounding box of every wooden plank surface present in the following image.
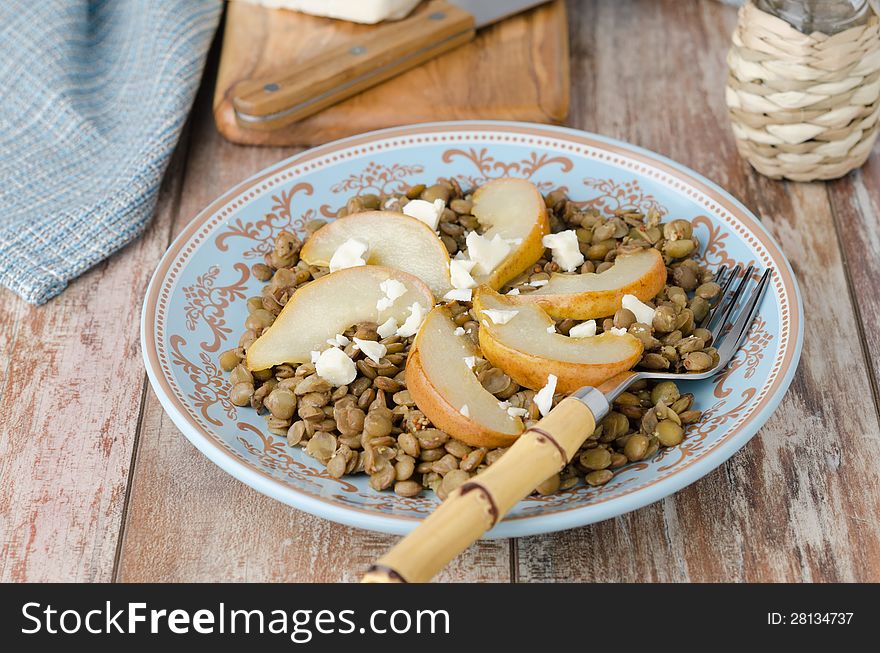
[3,0,880,583]
[0,130,191,582]
[516,0,880,583]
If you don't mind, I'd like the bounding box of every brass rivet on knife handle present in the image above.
[361,397,598,583]
[232,0,476,131]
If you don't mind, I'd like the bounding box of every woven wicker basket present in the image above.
[727,2,880,181]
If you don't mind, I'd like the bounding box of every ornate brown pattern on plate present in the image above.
[215,183,314,259]
[169,335,237,427]
[181,263,250,352]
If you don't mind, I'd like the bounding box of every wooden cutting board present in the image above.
[213,0,570,146]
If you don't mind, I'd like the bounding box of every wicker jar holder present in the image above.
[726,2,880,181]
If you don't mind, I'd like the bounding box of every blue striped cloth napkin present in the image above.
[0,0,222,304]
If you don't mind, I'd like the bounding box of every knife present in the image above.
[232,0,552,130]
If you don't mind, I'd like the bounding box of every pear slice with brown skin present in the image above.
[247,266,433,371]
[406,307,524,448]
[300,211,453,297]
[507,248,667,320]
[473,287,644,393]
[468,178,550,289]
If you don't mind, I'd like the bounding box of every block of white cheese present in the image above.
[239,0,422,23]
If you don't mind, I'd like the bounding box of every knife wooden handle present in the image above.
[232,0,475,131]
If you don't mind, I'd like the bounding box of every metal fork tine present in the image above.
[698,264,739,330]
[706,264,753,338]
[716,268,772,367]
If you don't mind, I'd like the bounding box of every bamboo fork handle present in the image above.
[362,394,607,583]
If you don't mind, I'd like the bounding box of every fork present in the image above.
[362,265,773,583]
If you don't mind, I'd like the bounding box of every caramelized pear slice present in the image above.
[509,248,667,319]
[407,307,523,447]
[474,287,644,393]
[301,211,453,297]
[247,266,433,371]
[467,178,550,289]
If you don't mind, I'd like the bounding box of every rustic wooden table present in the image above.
[2,0,879,583]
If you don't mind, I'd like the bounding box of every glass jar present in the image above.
[754,0,870,34]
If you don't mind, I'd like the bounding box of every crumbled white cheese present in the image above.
[453,326,466,336]
[443,288,473,302]
[315,347,356,386]
[459,404,470,417]
[609,327,629,336]
[376,277,408,311]
[534,374,558,417]
[481,308,519,325]
[568,320,597,338]
[506,287,520,296]
[542,230,585,272]
[325,333,350,348]
[546,325,556,334]
[329,238,369,272]
[310,350,321,364]
[396,302,427,338]
[506,237,524,246]
[530,278,549,287]
[507,406,530,419]
[384,197,399,209]
[465,231,511,276]
[376,317,399,339]
[403,198,445,230]
[622,294,657,326]
[380,278,407,302]
[463,355,481,370]
[353,337,387,364]
[449,258,478,290]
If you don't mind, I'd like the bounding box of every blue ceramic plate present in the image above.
[142,121,803,537]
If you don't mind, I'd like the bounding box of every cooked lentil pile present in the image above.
[220,180,714,498]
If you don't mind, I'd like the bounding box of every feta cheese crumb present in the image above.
[609,327,629,336]
[463,355,481,370]
[465,231,511,275]
[449,258,478,290]
[443,288,473,302]
[530,278,549,287]
[402,198,446,230]
[380,278,407,302]
[542,230,584,272]
[507,406,530,419]
[534,374,558,417]
[329,238,369,272]
[622,294,657,326]
[396,302,427,338]
[459,404,470,417]
[377,317,399,339]
[310,350,321,364]
[376,277,408,311]
[546,325,556,334]
[568,320,597,338]
[353,337,387,364]
[506,287,521,296]
[315,347,356,386]
[453,326,466,336]
[326,333,351,348]
[481,308,519,325]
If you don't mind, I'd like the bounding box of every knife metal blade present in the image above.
[449,0,552,29]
